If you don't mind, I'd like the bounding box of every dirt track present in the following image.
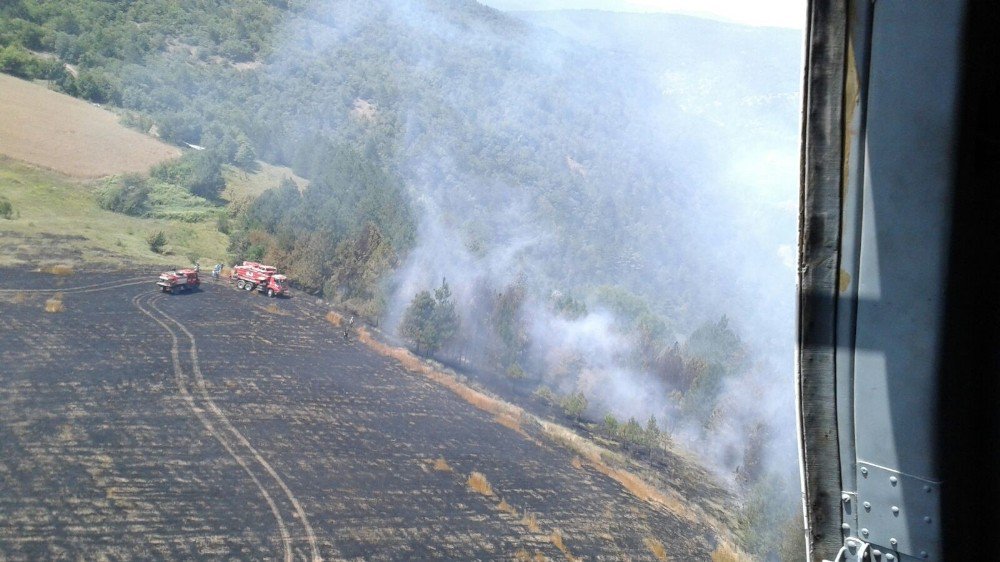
[0,269,730,561]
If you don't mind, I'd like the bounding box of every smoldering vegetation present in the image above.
[1,0,803,557]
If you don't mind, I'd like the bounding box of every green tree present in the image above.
[603,413,619,438]
[400,278,460,355]
[560,391,588,421]
[400,289,437,354]
[621,417,643,450]
[432,278,459,349]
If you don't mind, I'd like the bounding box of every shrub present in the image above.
[147,230,167,254]
[216,213,231,234]
[0,197,14,219]
[506,362,526,380]
[533,386,555,403]
[151,151,225,200]
[98,174,149,216]
[560,391,589,421]
[603,413,619,437]
[467,472,494,496]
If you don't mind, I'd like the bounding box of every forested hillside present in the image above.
[2,2,803,557]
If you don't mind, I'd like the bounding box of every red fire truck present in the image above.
[230,261,288,297]
[156,268,200,294]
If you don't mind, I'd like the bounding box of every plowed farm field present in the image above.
[0,268,736,561]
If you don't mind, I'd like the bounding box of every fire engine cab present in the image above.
[156,268,200,294]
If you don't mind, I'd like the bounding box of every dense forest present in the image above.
[1,1,803,557]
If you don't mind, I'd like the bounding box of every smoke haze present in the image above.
[263,0,802,479]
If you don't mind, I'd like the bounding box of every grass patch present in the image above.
[549,529,579,562]
[257,303,288,316]
[41,264,74,276]
[222,161,309,201]
[520,512,540,533]
[325,311,343,327]
[0,158,228,267]
[145,181,218,222]
[497,499,518,517]
[644,537,668,561]
[711,544,747,562]
[44,293,64,313]
[467,471,494,497]
[432,457,453,472]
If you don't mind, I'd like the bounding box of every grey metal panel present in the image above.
[853,0,963,479]
[856,461,941,559]
[837,1,965,560]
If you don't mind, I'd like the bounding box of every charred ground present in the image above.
[0,268,736,560]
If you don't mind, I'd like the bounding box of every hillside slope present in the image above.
[0,74,179,177]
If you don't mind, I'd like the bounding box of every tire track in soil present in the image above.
[133,292,322,562]
[0,277,149,294]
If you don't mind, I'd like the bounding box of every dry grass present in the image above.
[9,292,28,304]
[41,264,75,276]
[515,550,532,562]
[349,324,745,558]
[644,537,668,561]
[494,412,523,434]
[258,303,288,316]
[540,420,700,527]
[432,457,453,472]
[0,74,180,178]
[711,544,747,562]
[549,530,579,562]
[520,512,540,533]
[325,311,343,327]
[570,456,583,470]
[467,471,494,497]
[497,499,518,517]
[44,293,64,313]
[356,326,535,440]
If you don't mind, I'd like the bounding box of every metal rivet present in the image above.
[863,501,872,511]
[890,538,898,546]
[924,516,932,523]
[920,551,928,559]
[861,528,869,537]
[842,493,851,502]
[846,539,857,549]
[872,549,882,558]
[842,523,851,531]
[861,467,869,476]
[886,555,896,561]
[891,506,900,515]
[889,476,898,485]
[924,485,932,493]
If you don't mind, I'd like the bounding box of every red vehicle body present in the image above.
[156,268,200,294]
[230,261,288,297]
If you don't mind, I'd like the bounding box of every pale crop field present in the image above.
[0,74,180,178]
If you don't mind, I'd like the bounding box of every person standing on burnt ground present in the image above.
[344,315,355,341]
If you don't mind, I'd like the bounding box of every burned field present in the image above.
[1,268,736,561]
